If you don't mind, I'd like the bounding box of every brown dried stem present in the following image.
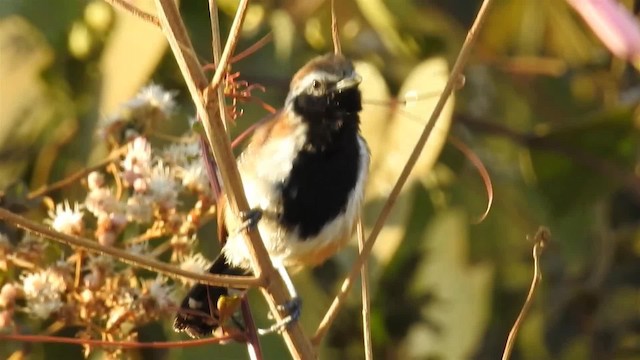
[331,0,341,55]
[104,0,160,27]
[0,332,243,348]
[207,0,230,134]
[501,227,550,360]
[357,219,373,360]
[27,145,128,200]
[313,0,496,344]
[153,0,315,358]
[0,208,261,288]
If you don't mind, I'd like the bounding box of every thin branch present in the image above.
[104,0,160,27]
[0,333,243,348]
[207,0,230,134]
[231,33,273,63]
[331,0,341,55]
[501,227,550,360]
[204,0,249,107]
[358,219,373,360]
[27,146,128,200]
[448,135,493,223]
[0,208,261,289]
[313,0,495,344]
[153,1,315,357]
[241,296,264,360]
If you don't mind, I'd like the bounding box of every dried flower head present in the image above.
[179,253,212,285]
[125,84,177,116]
[179,159,210,194]
[142,276,176,310]
[148,162,179,210]
[21,269,68,319]
[47,201,85,235]
[162,140,202,167]
[121,136,152,186]
[87,171,105,190]
[126,194,154,223]
[85,187,120,218]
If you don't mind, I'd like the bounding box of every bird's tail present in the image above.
[173,254,248,338]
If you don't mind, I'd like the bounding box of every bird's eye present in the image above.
[311,80,322,90]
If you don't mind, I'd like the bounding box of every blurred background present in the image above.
[0,0,639,359]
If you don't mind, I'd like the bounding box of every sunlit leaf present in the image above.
[98,0,168,116]
[0,16,54,189]
[401,209,493,359]
[361,58,452,263]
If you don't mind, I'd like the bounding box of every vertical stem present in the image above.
[358,219,373,360]
[208,0,230,133]
[241,296,264,360]
[153,1,315,357]
[313,0,496,343]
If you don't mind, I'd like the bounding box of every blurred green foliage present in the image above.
[1,0,639,359]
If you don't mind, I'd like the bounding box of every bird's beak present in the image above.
[334,73,362,91]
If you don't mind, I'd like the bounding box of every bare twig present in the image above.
[104,0,160,27]
[501,227,550,360]
[204,0,248,107]
[331,0,341,55]
[207,0,230,134]
[0,332,243,348]
[27,146,128,200]
[241,296,264,360]
[313,0,495,344]
[358,219,373,360]
[231,33,273,63]
[448,135,493,223]
[153,1,315,357]
[0,208,261,288]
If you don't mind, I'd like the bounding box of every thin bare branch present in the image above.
[204,0,249,105]
[231,33,273,63]
[358,219,373,360]
[207,0,230,134]
[241,296,264,360]
[331,0,341,55]
[448,135,493,223]
[0,208,261,288]
[501,227,550,360]
[27,146,128,200]
[313,0,496,344]
[104,0,160,27]
[0,332,243,348]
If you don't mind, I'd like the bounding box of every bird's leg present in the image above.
[258,262,302,335]
[237,208,263,233]
[230,209,302,334]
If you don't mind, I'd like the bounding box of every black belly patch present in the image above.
[279,129,361,239]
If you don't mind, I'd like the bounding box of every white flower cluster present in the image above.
[47,201,85,235]
[99,84,177,142]
[21,269,68,319]
[1,83,224,347]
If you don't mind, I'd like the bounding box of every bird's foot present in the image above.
[237,208,263,233]
[258,297,302,335]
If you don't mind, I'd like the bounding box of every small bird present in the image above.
[173,53,369,338]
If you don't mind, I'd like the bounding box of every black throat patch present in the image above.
[281,87,363,239]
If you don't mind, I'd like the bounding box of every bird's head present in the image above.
[286,53,362,117]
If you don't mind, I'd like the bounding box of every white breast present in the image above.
[221,121,369,269]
